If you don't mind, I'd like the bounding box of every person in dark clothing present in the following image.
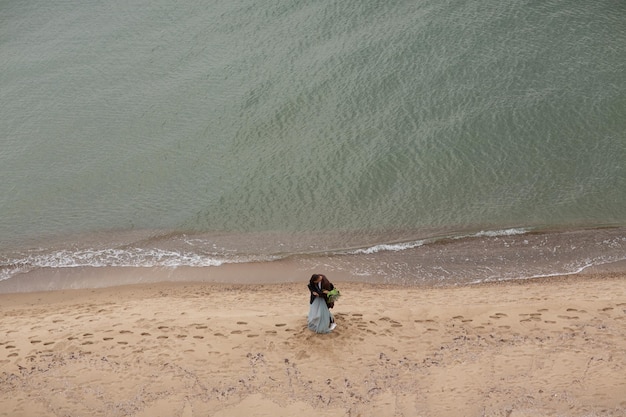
[307,273,336,332]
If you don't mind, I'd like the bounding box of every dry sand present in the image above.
[1,272,626,416]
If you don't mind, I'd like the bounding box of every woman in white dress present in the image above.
[307,274,336,333]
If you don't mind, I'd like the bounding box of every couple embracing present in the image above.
[307,273,340,333]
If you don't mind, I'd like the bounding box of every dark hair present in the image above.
[309,274,321,284]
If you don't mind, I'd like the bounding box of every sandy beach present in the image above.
[1,271,626,417]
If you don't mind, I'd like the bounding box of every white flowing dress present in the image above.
[307,296,334,333]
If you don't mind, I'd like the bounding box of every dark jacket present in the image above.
[308,278,335,308]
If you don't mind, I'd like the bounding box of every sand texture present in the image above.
[1,273,626,416]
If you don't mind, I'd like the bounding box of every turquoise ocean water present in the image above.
[1,0,625,288]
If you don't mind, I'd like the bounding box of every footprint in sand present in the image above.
[193,335,204,339]
[141,332,151,336]
[237,321,248,325]
[104,337,114,341]
[157,335,168,339]
[275,323,287,327]
[296,350,310,359]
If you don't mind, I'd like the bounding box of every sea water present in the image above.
[1,0,625,288]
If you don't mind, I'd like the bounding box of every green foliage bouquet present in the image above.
[326,288,341,304]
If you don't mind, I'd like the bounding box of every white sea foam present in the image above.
[459,228,531,239]
[348,240,427,255]
[0,247,281,282]
[345,228,529,256]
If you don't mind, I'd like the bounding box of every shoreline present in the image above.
[2,225,625,292]
[2,257,626,295]
[2,271,626,416]
[0,239,626,295]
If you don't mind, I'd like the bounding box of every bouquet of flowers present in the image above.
[326,288,341,304]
